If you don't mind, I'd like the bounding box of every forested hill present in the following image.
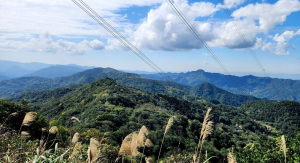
[140,69,300,101]
[4,78,300,162]
[190,82,261,106]
[11,78,271,161]
[240,100,300,137]
[1,68,198,101]
[0,76,50,97]
[4,67,262,106]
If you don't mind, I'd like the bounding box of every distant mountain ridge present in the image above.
[120,70,157,74]
[0,71,10,81]
[190,82,261,106]
[2,66,34,78]
[3,68,261,106]
[0,75,10,81]
[0,60,95,78]
[25,65,85,78]
[0,76,50,97]
[0,60,53,71]
[140,69,300,101]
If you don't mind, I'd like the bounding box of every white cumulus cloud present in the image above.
[0,33,105,55]
[273,29,300,55]
[232,0,300,33]
[253,29,300,55]
[123,0,219,51]
[0,0,164,39]
[106,0,300,53]
[1,0,300,56]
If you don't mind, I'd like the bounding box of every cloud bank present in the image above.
[0,33,105,55]
[107,0,300,55]
[1,0,300,55]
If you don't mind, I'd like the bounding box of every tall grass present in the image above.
[227,148,237,163]
[157,116,175,162]
[88,138,100,163]
[279,135,287,163]
[194,107,214,163]
[2,109,295,163]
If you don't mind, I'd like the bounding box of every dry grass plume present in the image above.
[71,142,82,159]
[119,132,139,156]
[157,116,175,162]
[88,138,100,163]
[137,126,149,146]
[22,112,37,126]
[227,148,237,163]
[71,117,81,123]
[49,126,58,135]
[279,135,287,163]
[195,107,214,163]
[72,132,80,144]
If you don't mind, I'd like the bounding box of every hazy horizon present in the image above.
[1,59,299,80]
[1,0,300,79]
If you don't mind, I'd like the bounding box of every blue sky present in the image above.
[0,0,300,79]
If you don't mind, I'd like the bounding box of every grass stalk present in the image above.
[157,116,175,162]
[279,135,287,163]
[194,107,213,163]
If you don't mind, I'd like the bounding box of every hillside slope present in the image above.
[0,77,50,97]
[141,69,300,101]
[240,100,300,137]
[12,78,270,161]
[190,82,261,106]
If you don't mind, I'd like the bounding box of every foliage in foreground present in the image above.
[235,134,300,162]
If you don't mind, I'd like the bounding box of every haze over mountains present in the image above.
[1,60,300,104]
[0,67,261,107]
[0,60,95,80]
[140,70,300,101]
[25,65,85,78]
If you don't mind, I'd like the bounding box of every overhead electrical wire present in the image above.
[71,0,189,93]
[219,0,284,100]
[72,0,260,105]
[72,0,159,74]
[166,0,250,98]
[77,0,166,75]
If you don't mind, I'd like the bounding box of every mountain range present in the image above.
[2,67,262,107]
[1,60,299,103]
[7,77,300,162]
[2,61,300,161]
[2,60,300,105]
[140,69,300,101]
[9,78,271,161]
[0,60,94,79]
[25,65,86,78]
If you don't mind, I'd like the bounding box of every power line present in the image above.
[77,0,167,77]
[219,0,284,100]
[166,0,250,99]
[73,0,259,105]
[72,0,160,74]
[72,0,189,93]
